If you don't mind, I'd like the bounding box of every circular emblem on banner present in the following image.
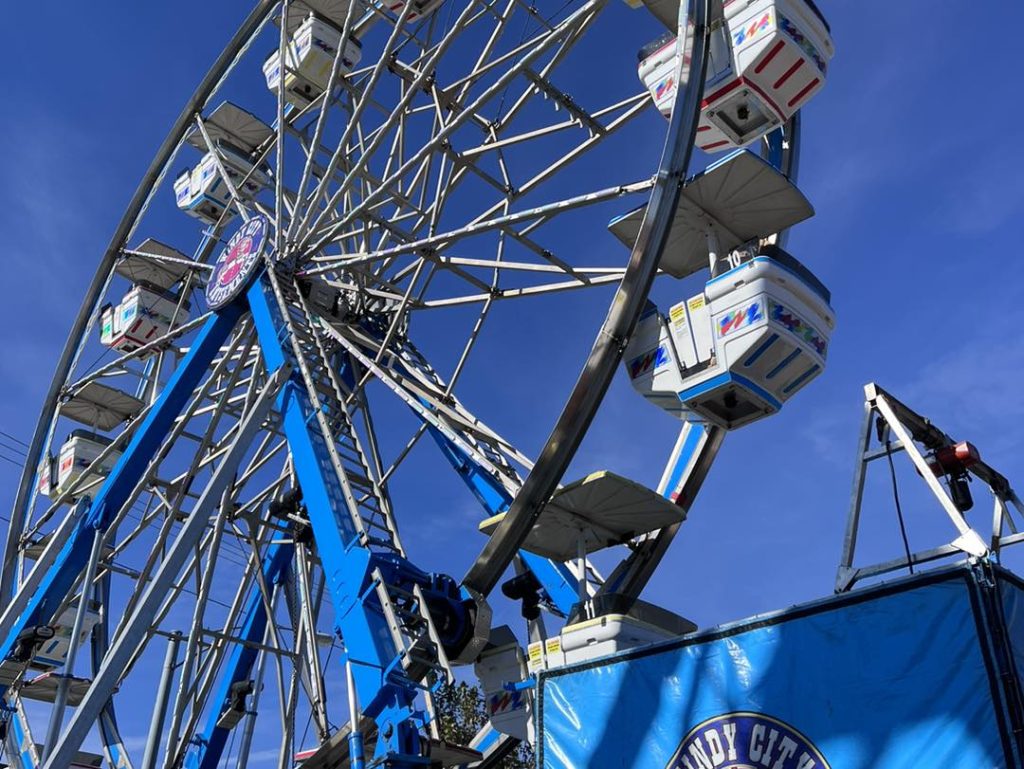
[666,712,830,769]
[205,215,270,310]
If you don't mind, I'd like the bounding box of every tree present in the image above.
[434,681,534,768]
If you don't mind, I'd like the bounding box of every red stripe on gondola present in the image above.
[701,140,730,150]
[744,78,785,119]
[788,78,821,108]
[773,58,805,90]
[754,40,786,74]
[700,78,742,108]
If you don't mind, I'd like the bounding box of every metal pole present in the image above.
[463,0,715,599]
[295,545,328,738]
[706,229,723,276]
[834,400,875,592]
[1,0,278,603]
[599,421,724,604]
[276,656,300,769]
[141,633,181,769]
[41,364,289,769]
[576,531,587,605]
[274,0,289,258]
[873,391,988,557]
[234,622,273,769]
[41,525,104,760]
[345,660,365,769]
[771,113,800,250]
[164,497,232,764]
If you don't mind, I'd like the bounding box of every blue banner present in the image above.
[540,570,1012,768]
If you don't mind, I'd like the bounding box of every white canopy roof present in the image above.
[185,102,274,155]
[608,150,814,279]
[21,673,96,707]
[479,471,684,561]
[60,381,144,432]
[633,0,727,32]
[284,0,360,32]
[117,238,195,290]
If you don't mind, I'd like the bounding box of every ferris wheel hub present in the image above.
[5,0,844,764]
[205,215,272,310]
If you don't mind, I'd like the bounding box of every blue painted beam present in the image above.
[0,307,243,685]
[8,702,36,769]
[425,432,578,616]
[185,542,294,769]
[246,278,424,764]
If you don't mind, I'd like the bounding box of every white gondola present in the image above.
[36,455,54,497]
[611,149,830,429]
[637,0,833,150]
[527,598,695,674]
[624,247,833,429]
[100,284,191,354]
[475,626,533,742]
[174,145,270,225]
[262,13,362,110]
[55,430,122,498]
[29,601,101,671]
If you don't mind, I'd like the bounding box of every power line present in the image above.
[0,430,28,448]
[0,440,27,458]
[0,453,25,470]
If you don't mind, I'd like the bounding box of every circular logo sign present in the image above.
[205,215,270,310]
[666,712,830,769]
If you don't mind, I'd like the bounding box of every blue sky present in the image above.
[4,0,1024,623]
[2,0,1024,758]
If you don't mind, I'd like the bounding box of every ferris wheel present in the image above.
[0,0,835,767]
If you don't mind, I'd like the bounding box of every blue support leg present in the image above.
[185,542,295,769]
[427,432,578,615]
[247,279,426,767]
[0,307,243,692]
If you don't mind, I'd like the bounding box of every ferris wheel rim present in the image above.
[1,0,281,604]
[1,0,744,766]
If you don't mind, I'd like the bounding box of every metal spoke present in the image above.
[3,0,733,764]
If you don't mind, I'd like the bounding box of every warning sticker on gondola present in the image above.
[669,303,688,330]
[206,215,270,310]
[666,712,830,769]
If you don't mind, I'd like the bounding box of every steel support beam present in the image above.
[0,308,244,683]
[184,542,295,769]
[40,359,288,769]
[599,420,724,603]
[427,430,578,615]
[247,277,423,765]
[463,0,715,598]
